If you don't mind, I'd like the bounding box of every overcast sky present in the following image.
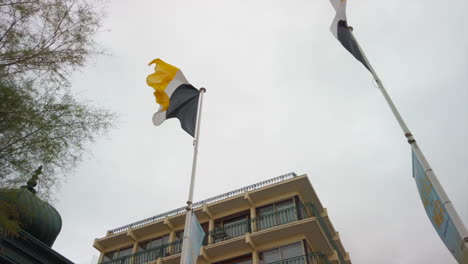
[50,0,467,263]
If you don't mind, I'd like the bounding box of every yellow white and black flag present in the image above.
[146,59,200,137]
[329,0,370,71]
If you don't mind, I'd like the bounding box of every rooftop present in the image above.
[107,172,298,235]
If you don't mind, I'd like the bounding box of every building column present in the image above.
[156,257,163,264]
[131,242,139,264]
[250,207,257,232]
[327,250,339,264]
[252,250,260,264]
[208,219,215,244]
[245,192,257,233]
[168,230,176,242]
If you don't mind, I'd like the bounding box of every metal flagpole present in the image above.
[181,87,206,264]
[349,28,468,256]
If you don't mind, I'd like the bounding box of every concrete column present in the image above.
[169,230,176,242]
[252,250,260,264]
[156,257,163,264]
[327,250,339,264]
[167,231,176,255]
[208,219,215,244]
[131,242,139,264]
[250,207,257,232]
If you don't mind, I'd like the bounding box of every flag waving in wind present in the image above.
[146,59,200,136]
[329,0,370,70]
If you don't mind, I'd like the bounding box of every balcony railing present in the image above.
[209,218,251,243]
[253,203,315,231]
[208,203,316,244]
[108,172,297,235]
[268,253,330,264]
[100,240,182,264]
[308,204,346,264]
[101,203,344,264]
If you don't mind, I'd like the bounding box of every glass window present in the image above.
[257,204,274,216]
[261,248,280,264]
[103,246,134,261]
[118,247,133,257]
[149,235,169,248]
[138,234,169,252]
[224,215,248,226]
[103,250,116,261]
[213,213,249,242]
[138,241,149,251]
[281,242,302,259]
[217,255,253,264]
[260,242,304,264]
[256,198,298,230]
[176,230,184,241]
[276,199,294,211]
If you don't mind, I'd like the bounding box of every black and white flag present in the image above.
[329,0,370,71]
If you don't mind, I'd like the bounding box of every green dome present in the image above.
[0,167,62,247]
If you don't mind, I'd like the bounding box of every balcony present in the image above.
[95,174,329,251]
[100,240,182,264]
[99,203,342,264]
[208,203,315,244]
[253,205,304,231]
[268,253,330,264]
[209,218,251,243]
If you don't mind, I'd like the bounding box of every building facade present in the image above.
[93,173,351,264]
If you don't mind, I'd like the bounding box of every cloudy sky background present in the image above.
[49,0,467,263]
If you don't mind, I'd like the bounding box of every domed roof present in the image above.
[0,166,62,247]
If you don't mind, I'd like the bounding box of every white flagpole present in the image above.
[181,87,206,264]
[349,28,468,257]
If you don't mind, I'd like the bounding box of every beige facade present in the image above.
[93,173,352,264]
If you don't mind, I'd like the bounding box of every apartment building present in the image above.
[93,173,351,264]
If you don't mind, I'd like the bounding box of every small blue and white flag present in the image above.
[181,212,205,264]
[412,150,468,263]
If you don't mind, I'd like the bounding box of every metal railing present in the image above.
[254,206,297,231]
[208,203,316,243]
[100,240,182,264]
[268,253,330,264]
[101,202,346,264]
[209,218,251,243]
[108,172,297,235]
[308,204,346,264]
[252,203,315,231]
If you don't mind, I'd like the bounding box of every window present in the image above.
[175,230,184,241]
[216,254,253,264]
[213,211,249,243]
[134,234,170,263]
[102,246,133,261]
[256,198,298,230]
[259,242,304,264]
[138,235,169,251]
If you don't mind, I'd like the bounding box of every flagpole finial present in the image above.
[200,87,206,93]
